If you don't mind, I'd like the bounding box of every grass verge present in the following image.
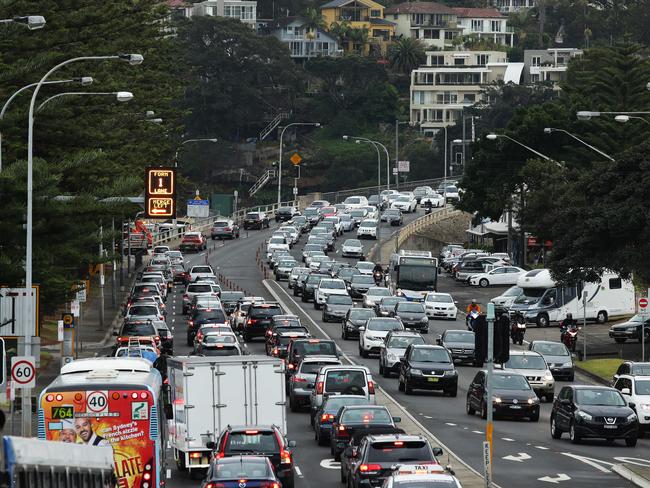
[576,358,621,382]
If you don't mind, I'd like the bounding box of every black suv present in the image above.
[300,273,329,303]
[219,291,245,316]
[285,338,338,381]
[210,425,297,488]
[276,206,299,222]
[342,308,376,340]
[344,434,441,488]
[437,329,476,364]
[243,303,284,342]
[550,385,638,446]
[243,211,270,230]
[269,329,311,359]
[466,370,540,421]
[186,307,227,346]
[392,301,429,333]
[398,345,457,396]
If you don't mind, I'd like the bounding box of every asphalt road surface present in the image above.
[165,208,647,487]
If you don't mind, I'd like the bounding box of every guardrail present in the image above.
[230,199,298,223]
[321,177,452,204]
[396,206,458,248]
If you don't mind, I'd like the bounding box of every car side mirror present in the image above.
[206,441,216,450]
[112,331,118,336]
[392,416,401,423]
[629,402,636,409]
[621,388,631,395]
[436,335,442,345]
[560,398,571,405]
[433,447,443,457]
[358,327,366,331]
[399,357,406,363]
[288,440,297,448]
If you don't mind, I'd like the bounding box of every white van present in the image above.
[510,268,635,327]
[343,195,369,210]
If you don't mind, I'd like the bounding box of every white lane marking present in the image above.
[501,438,515,442]
[535,446,549,450]
[445,423,457,426]
[319,459,340,469]
[613,457,650,467]
[560,453,614,473]
[538,474,570,484]
[471,430,483,434]
[295,466,303,477]
[502,452,531,462]
[423,415,432,419]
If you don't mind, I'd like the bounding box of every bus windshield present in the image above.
[396,264,437,291]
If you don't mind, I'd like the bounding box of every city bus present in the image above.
[38,357,169,488]
[389,250,438,301]
[3,435,115,487]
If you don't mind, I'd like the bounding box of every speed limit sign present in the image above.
[86,391,109,414]
[11,356,35,389]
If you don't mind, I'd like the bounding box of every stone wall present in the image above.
[400,211,472,256]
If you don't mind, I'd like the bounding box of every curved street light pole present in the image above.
[543,127,614,162]
[36,91,133,112]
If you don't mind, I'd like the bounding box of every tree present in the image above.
[301,8,327,58]
[388,38,426,75]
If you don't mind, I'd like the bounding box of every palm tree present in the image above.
[328,20,350,52]
[388,37,426,74]
[301,8,327,58]
[348,27,369,55]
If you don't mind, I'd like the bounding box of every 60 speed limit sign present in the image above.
[11,356,35,389]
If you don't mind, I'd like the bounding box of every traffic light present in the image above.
[294,165,300,178]
[473,314,510,366]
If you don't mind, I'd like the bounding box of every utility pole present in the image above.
[99,223,105,329]
[394,118,399,189]
[111,219,116,306]
[582,291,588,361]
[486,303,495,487]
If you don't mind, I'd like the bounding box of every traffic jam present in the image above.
[39,185,650,488]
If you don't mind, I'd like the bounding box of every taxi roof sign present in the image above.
[392,464,445,475]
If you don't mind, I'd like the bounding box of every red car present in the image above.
[320,206,337,218]
[179,232,207,252]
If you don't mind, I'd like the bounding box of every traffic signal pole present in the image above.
[486,303,495,487]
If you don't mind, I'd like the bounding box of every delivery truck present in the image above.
[168,355,286,476]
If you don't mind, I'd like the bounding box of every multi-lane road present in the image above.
[166,207,649,487]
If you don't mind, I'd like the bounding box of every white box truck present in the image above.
[510,268,635,327]
[167,355,286,475]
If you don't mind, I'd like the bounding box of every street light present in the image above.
[174,138,219,165]
[22,53,143,437]
[0,15,46,30]
[343,135,390,191]
[614,114,650,125]
[277,122,320,206]
[36,91,134,112]
[577,110,650,121]
[485,133,559,166]
[0,76,93,172]
[543,127,614,162]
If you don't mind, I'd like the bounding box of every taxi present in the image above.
[382,464,462,488]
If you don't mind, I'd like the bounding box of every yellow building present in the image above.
[320,0,395,56]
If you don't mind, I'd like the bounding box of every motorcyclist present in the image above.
[466,300,481,315]
[373,263,384,285]
[560,313,578,342]
[425,200,433,214]
[372,263,384,274]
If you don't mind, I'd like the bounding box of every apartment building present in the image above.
[453,8,513,47]
[410,50,524,134]
[269,17,340,59]
[523,48,583,86]
[490,0,535,14]
[189,0,257,27]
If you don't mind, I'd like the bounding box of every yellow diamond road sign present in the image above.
[290,154,302,166]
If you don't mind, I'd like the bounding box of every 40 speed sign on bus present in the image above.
[11,356,35,389]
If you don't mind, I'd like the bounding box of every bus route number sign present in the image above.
[145,167,176,219]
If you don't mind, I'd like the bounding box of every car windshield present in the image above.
[631,364,650,375]
[341,408,391,424]
[203,334,236,344]
[328,296,353,305]
[493,374,531,390]
[192,266,212,274]
[294,341,337,357]
[368,441,431,463]
[128,305,158,316]
[351,210,366,217]
[349,309,376,320]
[360,221,376,228]
[533,342,569,356]
[188,284,212,293]
[506,355,547,370]
[250,306,283,318]
[225,432,279,454]
[575,388,626,406]
[212,458,272,479]
[444,332,474,343]
[245,213,260,219]
[381,298,404,307]
[514,288,546,304]
[635,380,650,395]
[352,275,375,285]
[426,294,453,303]
[446,186,458,192]
[304,244,322,252]
[345,197,361,204]
[304,209,319,216]
[301,361,340,374]
[220,292,245,302]
[344,240,361,247]
[410,348,450,362]
[325,370,366,392]
[121,322,157,336]
[387,336,425,348]
[213,221,230,228]
[357,262,374,271]
[396,196,410,202]
[269,237,285,245]
[324,396,369,411]
[367,288,391,297]
[321,280,346,290]
[278,260,297,267]
[307,275,326,284]
[386,210,400,216]
[398,303,425,313]
[368,319,402,331]
[195,310,227,323]
[503,286,523,297]
[278,334,306,346]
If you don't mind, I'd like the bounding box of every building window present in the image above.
[491,20,501,32]
[444,31,456,40]
[530,74,540,83]
[463,93,476,103]
[476,54,489,65]
[454,57,465,65]
[429,55,444,66]
[412,91,426,104]
[412,14,424,24]
[531,56,541,66]
[205,6,214,15]
[471,19,483,31]
[423,29,440,39]
[370,9,381,17]
[436,92,458,104]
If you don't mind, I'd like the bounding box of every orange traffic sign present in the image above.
[290,154,302,166]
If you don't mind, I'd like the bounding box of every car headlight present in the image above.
[444,370,456,377]
[493,397,502,404]
[544,372,554,381]
[420,316,429,323]
[387,353,397,361]
[410,368,422,375]
[527,398,538,404]
[562,362,573,368]
[577,411,592,421]
[627,327,637,331]
[640,404,650,411]
[627,412,638,422]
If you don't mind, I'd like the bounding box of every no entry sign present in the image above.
[640,298,649,310]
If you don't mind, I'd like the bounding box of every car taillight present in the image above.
[183,294,189,300]
[368,380,375,394]
[321,413,334,421]
[359,464,382,473]
[154,336,160,344]
[259,483,280,488]
[287,363,295,370]
[316,381,323,394]
[292,376,307,383]
[272,348,279,356]
[280,450,292,464]
[224,227,231,231]
[247,319,254,326]
[188,320,194,326]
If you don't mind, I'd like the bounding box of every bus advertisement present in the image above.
[390,252,438,301]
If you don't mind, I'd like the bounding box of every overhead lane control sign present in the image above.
[145,167,176,218]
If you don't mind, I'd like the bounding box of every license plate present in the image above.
[510,405,522,409]
[427,378,439,382]
[604,425,618,429]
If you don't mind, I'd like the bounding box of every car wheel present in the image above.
[596,311,608,324]
[545,393,554,403]
[342,328,348,340]
[359,345,368,358]
[480,401,488,420]
[243,334,251,342]
[322,314,327,323]
[479,278,489,288]
[404,379,413,395]
[186,335,193,347]
[530,409,540,422]
[314,302,321,310]
[567,372,575,382]
[550,415,562,439]
[284,476,295,488]
[301,295,308,303]
[536,313,550,328]
[466,399,476,416]
[289,396,298,413]
[615,338,627,343]
[398,379,405,392]
[379,362,384,376]
[569,421,581,444]
[446,386,458,397]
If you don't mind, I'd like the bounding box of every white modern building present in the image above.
[523,48,582,86]
[269,17,339,59]
[410,50,524,134]
[490,0,535,14]
[452,8,514,47]
[187,0,257,27]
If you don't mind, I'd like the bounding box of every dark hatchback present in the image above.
[243,212,270,230]
[220,291,246,316]
[349,275,377,300]
[392,302,429,333]
[314,395,372,446]
[300,273,329,303]
[276,206,299,222]
[201,456,280,488]
[466,370,540,421]
[437,329,476,364]
[609,314,650,344]
[269,330,311,359]
[329,406,399,461]
[550,385,638,446]
[323,295,354,322]
[342,308,377,340]
[398,345,457,396]
[187,308,228,346]
[340,427,405,485]
[375,297,407,317]
[243,303,284,342]
[285,338,338,380]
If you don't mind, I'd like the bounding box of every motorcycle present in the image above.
[373,270,384,286]
[466,310,480,331]
[560,321,579,352]
[510,313,526,345]
[424,203,433,215]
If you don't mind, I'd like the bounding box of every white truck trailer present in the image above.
[167,355,286,476]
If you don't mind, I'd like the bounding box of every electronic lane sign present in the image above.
[145,167,176,219]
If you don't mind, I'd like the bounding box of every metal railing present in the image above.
[249,169,276,196]
[396,206,458,248]
[321,177,452,204]
[231,199,298,223]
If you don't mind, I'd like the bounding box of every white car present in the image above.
[357,219,378,239]
[309,255,331,271]
[165,250,184,265]
[322,216,343,236]
[491,285,523,308]
[616,375,650,430]
[391,195,417,213]
[314,278,349,310]
[362,206,379,220]
[266,235,290,259]
[304,250,326,265]
[443,185,460,202]
[342,239,364,259]
[359,317,404,357]
[356,261,375,275]
[189,265,215,282]
[310,200,330,208]
[339,214,355,232]
[343,195,368,210]
[424,292,458,319]
[469,266,527,287]
[420,191,445,208]
[363,287,392,308]
[278,226,299,244]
